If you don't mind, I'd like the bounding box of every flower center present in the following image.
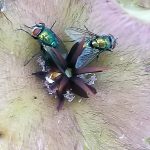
[65,68,72,78]
[46,72,61,83]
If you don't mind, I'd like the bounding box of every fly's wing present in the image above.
[43,45,65,74]
[55,35,68,58]
[48,29,68,58]
[65,27,94,42]
[75,47,100,68]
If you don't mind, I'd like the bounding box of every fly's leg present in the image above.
[16,26,40,66]
[84,25,95,36]
[16,28,33,38]
[50,21,56,29]
[1,12,12,24]
[24,24,33,29]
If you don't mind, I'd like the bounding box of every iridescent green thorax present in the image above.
[38,28,58,47]
[91,36,111,50]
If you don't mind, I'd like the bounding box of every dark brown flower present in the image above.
[33,39,108,110]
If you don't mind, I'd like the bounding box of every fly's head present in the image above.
[31,23,45,38]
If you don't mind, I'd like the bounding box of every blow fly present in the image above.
[65,27,117,68]
[19,22,68,67]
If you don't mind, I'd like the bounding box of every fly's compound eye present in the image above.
[109,35,117,49]
[111,41,116,49]
[32,27,42,37]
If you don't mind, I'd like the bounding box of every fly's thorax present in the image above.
[92,36,114,50]
[91,37,106,49]
[38,28,58,47]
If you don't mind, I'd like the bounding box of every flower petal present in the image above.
[49,74,63,89]
[56,91,65,111]
[56,76,69,111]
[32,71,47,80]
[58,76,69,92]
[68,38,85,67]
[86,84,97,94]
[70,77,96,98]
[66,42,79,66]
[73,66,108,75]
[50,47,67,68]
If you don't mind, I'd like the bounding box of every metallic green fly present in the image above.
[18,22,68,67]
[65,27,117,68]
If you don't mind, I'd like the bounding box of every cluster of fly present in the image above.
[19,22,117,110]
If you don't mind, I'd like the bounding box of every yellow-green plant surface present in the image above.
[0,0,150,149]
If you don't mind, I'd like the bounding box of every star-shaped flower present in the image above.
[33,39,108,110]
